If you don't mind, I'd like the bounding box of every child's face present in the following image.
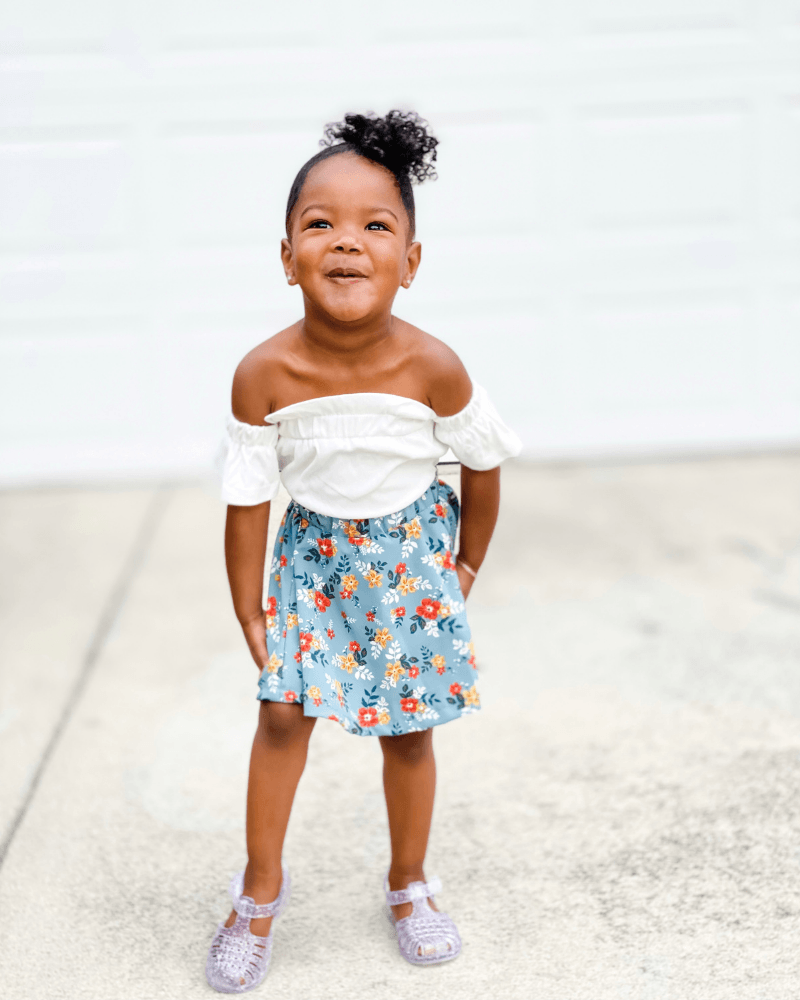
[281,153,421,326]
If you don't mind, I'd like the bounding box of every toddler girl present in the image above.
[207,111,521,992]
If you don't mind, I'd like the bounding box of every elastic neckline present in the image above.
[265,391,442,423]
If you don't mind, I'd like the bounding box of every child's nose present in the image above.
[333,232,363,252]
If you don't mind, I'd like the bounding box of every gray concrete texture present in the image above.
[1,456,800,999]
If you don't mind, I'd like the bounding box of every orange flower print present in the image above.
[384,662,405,684]
[342,574,358,592]
[442,550,456,571]
[358,706,379,728]
[266,596,278,620]
[366,610,376,622]
[349,640,361,652]
[286,613,299,629]
[284,690,297,702]
[293,651,301,663]
[300,518,309,529]
[403,517,422,539]
[400,697,418,713]
[436,665,446,675]
[392,606,406,618]
[449,682,462,696]
[464,684,480,707]
[266,652,282,674]
[337,653,358,673]
[279,554,288,567]
[395,562,407,574]
[408,665,419,678]
[299,631,314,653]
[365,568,383,589]
[327,713,339,722]
[326,627,335,639]
[431,654,446,671]
[398,575,420,596]
[317,537,337,559]
[314,590,331,613]
[373,627,393,648]
[434,503,446,518]
[416,598,441,620]
[307,685,322,707]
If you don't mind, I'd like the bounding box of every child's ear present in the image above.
[402,240,421,289]
[281,237,298,285]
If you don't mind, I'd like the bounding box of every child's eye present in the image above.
[366,222,389,231]
[306,220,332,229]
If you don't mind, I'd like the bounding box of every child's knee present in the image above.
[380,728,433,765]
[258,701,309,747]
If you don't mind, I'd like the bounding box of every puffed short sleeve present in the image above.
[433,382,522,470]
[219,414,280,505]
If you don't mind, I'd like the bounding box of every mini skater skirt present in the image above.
[258,478,480,736]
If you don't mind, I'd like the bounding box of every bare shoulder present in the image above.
[231,325,299,425]
[404,325,472,417]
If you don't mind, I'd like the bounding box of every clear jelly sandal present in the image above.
[205,867,290,994]
[384,874,462,965]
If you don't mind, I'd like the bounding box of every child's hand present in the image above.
[456,564,475,600]
[241,610,270,671]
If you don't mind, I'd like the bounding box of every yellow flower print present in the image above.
[464,684,480,707]
[416,701,427,714]
[431,654,446,670]
[403,517,422,539]
[332,679,345,706]
[337,653,358,674]
[378,711,391,725]
[373,627,393,648]
[365,568,383,589]
[266,652,283,674]
[439,605,451,618]
[286,613,299,629]
[307,685,322,706]
[384,661,405,683]
[397,575,420,596]
[342,574,359,592]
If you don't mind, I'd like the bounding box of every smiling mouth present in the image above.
[326,268,367,279]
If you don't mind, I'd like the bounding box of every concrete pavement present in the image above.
[1,456,800,999]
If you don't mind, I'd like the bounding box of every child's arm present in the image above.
[456,465,501,599]
[225,501,270,669]
[225,351,274,669]
[422,337,502,599]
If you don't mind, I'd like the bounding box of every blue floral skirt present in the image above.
[258,478,480,736]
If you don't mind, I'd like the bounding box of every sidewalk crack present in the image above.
[0,486,171,869]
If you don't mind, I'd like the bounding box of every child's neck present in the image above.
[299,306,396,361]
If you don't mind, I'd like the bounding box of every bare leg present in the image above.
[379,728,440,923]
[225,701,316,939]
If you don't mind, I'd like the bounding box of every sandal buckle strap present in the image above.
[229,869,285,919]
[384,875,442,906]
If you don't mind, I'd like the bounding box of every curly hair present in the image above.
[285,110,438,236]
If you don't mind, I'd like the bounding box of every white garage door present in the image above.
[1,2,799,483]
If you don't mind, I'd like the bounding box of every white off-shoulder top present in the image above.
[219,381,522,518]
